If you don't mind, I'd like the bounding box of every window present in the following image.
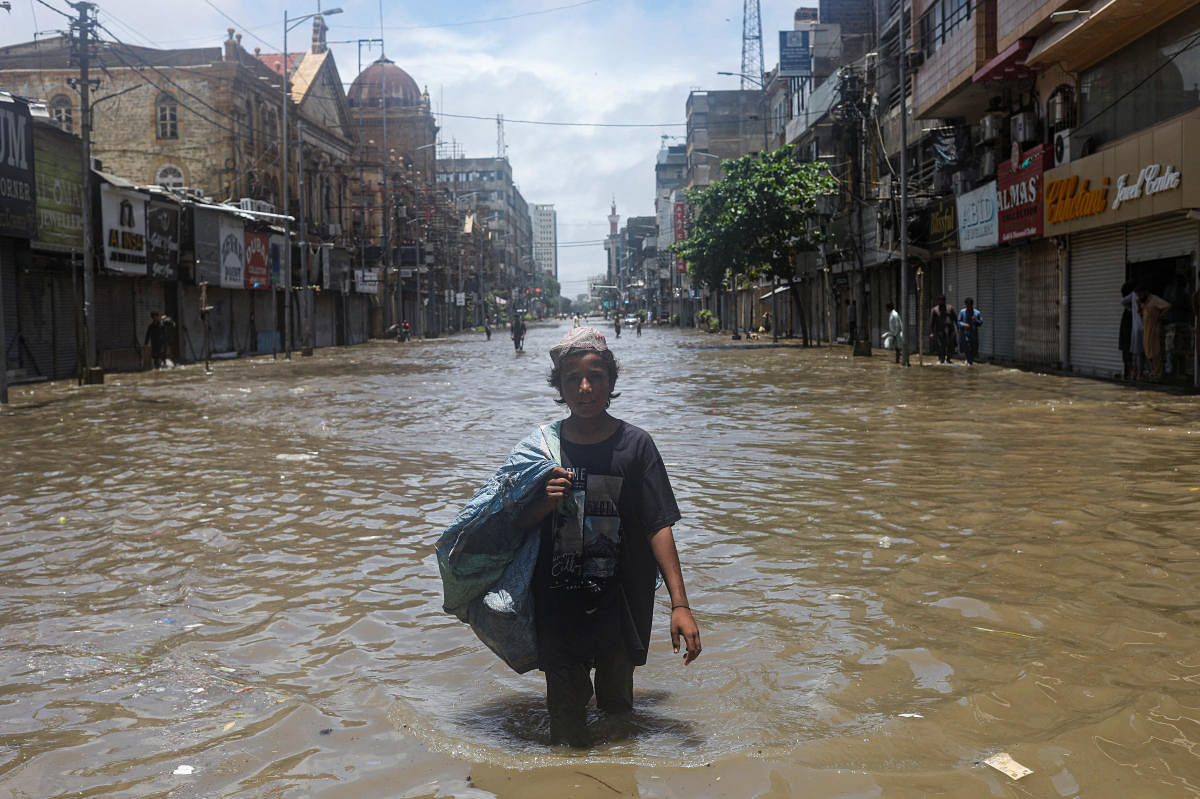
[1079,6,1200,147]
[157,94,178,139]
[919,0,971,56]
[50,95,73,133]
[155,164,185,188]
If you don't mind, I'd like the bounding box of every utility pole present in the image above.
[69,1,99,379]
[898,1,911,366]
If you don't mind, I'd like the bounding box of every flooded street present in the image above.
[2,322,1199,798]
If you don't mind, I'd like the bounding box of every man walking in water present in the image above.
[958,297,983,365]
[511,315,527,352]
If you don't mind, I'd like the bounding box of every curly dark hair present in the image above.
[547,349,621,406]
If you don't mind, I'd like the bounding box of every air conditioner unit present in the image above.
[1011,112,1039,146]
[327,223,342,235]
[239,198,256,211]
[1053,128,1086,167]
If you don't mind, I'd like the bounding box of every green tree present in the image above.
[670,145,836,344]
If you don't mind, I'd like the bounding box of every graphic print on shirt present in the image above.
[550,471,623,595]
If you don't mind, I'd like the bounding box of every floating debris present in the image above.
[172,765,195,776]
[983,752,1032,780]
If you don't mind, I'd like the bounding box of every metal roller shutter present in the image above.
[1016,240,1060,368]
[1126,216,1197,263]
[978,249,1017,361]
[943,252,977,310]
[1069,227,1126,378]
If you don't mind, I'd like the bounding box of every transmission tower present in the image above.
[741,0,764,88]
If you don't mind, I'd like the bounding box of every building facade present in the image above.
[530,203,557,279]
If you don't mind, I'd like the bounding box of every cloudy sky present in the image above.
[5,0,802,298]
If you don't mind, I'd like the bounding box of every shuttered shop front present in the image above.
[977,249,1017,361]
[1068,227,1125,379]
[942,252,977,310]
[1125,215,1197,263]
[1017,240,1060,367]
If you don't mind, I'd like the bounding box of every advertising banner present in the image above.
[673,202,687,273]
[100,183,148,274]
[218,215,244,288]
[997,144,1046,242]
[244,229,270,289]
[0,94,36,239]
[146,201,179,280]
[32,124,82,252]
[956,181,998,252]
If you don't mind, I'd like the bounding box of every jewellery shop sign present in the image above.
[1043,116,1200,234]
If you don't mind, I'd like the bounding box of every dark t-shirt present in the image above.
[533,420,680,668]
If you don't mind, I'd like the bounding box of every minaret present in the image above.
[606,198,620,287]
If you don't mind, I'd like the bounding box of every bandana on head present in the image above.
[549,326,610,368]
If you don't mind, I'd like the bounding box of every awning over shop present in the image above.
[973,38,1035,82]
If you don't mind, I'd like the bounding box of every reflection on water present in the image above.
[2,324,1200,797]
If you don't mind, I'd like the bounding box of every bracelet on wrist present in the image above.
[672,604,690,610]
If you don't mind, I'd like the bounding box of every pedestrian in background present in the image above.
[143,311,170,369]
[613,315,622,339]
[512,315,527,352]
[929,295,955,363]
[958,297,983,365]
[1118,282,1134,380]
[883,302,904,363]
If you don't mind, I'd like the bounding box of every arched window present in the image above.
[155,164,185,188]
[157,94,178,139]
[50,95,73,133]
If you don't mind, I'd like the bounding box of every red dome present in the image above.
[348,56,422,108]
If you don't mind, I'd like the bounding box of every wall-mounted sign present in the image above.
[956,181,998,252]
[218,216,244,288]
[0,95,36,239]
[997,144,1046,242]
[673,201,687,273]
[1045,175,1109,225]
[244,229,270,289]
[146,201,179,280]
[100,183,147,274]
[32,124,81,252]
[1111,164,1181,210]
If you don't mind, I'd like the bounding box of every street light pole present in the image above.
[281,7,341,360]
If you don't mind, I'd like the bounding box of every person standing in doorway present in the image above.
[1121,285,1145,380]
[1136,286,1171,381]
[957,297,983,365]
[884,302,904,363]
[1118,282,1134,380]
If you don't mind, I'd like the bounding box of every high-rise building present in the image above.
[530,204,557,279]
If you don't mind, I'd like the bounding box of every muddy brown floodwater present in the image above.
[1,323,1199,798]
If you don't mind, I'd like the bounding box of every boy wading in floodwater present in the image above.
[521,328,701,745]
[437,327,701,747]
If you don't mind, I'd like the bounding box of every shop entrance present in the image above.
[1127,256,1196,384]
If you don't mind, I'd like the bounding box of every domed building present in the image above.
[348,56,436,183]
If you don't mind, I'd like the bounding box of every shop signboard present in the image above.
[1043,114,1200,234]
[244,229,270,289]
[146,201,179,280]
[32,123,82,252]
[100,183,147,275]
[193,206,221,286]
[269,233,286,288]
[0,94,36,239]
[956,181,998,252]
[997,143,1046,243]
[673,201,687,273]
[218,215,244,289]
